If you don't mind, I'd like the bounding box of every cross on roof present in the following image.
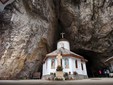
[61,32,65,38]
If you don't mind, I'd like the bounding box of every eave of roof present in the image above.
[43,55,87,62]
[46,47,83,57]
[43,47,88,63]
[58,38,69,42]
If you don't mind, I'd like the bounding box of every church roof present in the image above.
[105,56,113,63]
[45,47,87,62]
[46,47,76,56]
[58,38,69,42]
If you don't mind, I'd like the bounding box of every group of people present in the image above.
[98,69,110,77]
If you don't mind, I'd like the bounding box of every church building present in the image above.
[42,33,88,80]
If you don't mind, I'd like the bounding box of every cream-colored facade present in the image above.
[42,38,88,79]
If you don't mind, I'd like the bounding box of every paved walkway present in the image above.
[0,78,113,85]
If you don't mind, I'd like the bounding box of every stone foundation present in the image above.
[42,74,88,80]
[42,75,55,80]
[56,71,64,78]
[68,74,88,80]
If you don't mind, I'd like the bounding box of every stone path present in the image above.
[0,78,113,85]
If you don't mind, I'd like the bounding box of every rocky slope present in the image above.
[0,0,113,79]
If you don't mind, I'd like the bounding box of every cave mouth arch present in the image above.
[51,19,104,78]
[74,49,106,77]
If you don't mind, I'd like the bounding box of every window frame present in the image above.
[51,58,55,69]
[81,63,84,70]
[75,60,78,68]
[64,58,69,69]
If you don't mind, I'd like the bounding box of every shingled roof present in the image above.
[45,47,87,62]
[47,47,79,56]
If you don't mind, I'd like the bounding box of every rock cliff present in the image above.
[0,0,113,79]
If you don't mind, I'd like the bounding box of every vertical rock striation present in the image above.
[0,0,57,79]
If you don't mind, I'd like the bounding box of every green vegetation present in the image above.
[54,77,64,81]
[56,66,63,71]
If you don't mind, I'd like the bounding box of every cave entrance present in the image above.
[52,19,65,51]
[53,19,99,77]
[75,49,104,78]
[43,15,105,78]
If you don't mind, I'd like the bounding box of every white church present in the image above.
[42,33,88,80]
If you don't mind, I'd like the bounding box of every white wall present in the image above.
[43,58,57,76]
[82,62,87,75]
[43,57,87,76]
[62,57,71,73]
[49,58,57,74]
[110,61,113,72]
[57,41,70,50]
[43,62,46,75]
[78,61,87,75]
[74,58,83,74]
[64,57,87,75]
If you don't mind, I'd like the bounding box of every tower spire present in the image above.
[61,32,65,38]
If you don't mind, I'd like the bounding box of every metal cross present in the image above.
[61,32,65,38]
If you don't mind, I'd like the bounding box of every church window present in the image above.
[75,60,78,68]
[51,58,55,69]
[81,63,84,70]
[64,58,69,68]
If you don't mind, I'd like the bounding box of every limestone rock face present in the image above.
[0,0,57,79]
[58,0,113,69]
[1,0,113,79]
[59,0,113,52]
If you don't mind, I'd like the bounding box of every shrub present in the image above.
[64,72,69,80]
[50,73,53,75]
[54,77,63,81]
[64,72,68,77]
[70,77,73,80]
[48,77,50,80]
[53,73,56,77]
[69,72,71,75]
[56,66,63,71]
[73,71,78,75]
[65,77,69,80]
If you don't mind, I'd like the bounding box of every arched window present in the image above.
[75,60,78,68]
[51,58,55,69]
[81,63,84,70]
[65,58,69,68]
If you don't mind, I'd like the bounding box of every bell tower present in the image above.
[57,33,70,50]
